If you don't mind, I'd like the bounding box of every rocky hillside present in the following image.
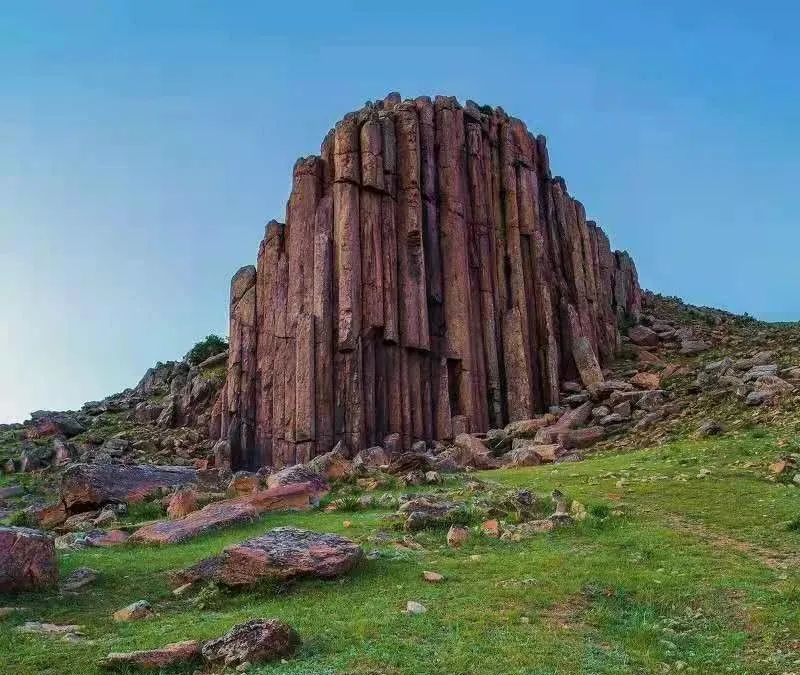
[0,348,227,484]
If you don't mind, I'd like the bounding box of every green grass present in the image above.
[2,429,800,674]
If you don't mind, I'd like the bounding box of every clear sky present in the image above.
[1,1,798,423]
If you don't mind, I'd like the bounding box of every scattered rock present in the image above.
[446,525,469,548]
[173,527,363,588]
[113,600,154,622]
[101,640,202,671]
[167,489,198,519]
[628,325,659,347]
[0,526,57,592]
[630,372,660,390]
[201,619,300,668]
[61,567,99,592]
[423,571,443,583]
[397,497,462,531]
[697,420,725,437]
[405,601,427,614]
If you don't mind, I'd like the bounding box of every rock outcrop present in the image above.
[214,93,641,469]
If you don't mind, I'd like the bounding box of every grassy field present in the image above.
[2,429,800,674]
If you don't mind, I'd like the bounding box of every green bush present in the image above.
[185,334,228,365]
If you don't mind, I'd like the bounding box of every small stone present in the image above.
[405,600,427,614]
[113,600,154,622]
[172,582,193,596]
[342,520,352,528]
[481,519,500,537]
[422,570,443,583]
[446,525,469,548]
[61,567,99,592]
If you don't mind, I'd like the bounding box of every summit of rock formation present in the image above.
[212,93,642,470]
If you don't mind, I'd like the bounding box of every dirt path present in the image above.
[656,512,800,570]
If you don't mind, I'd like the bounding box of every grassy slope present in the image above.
[2,429,800,674]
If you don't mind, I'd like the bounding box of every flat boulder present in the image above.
[0,526,57,592]
[132,483,318,545]
[202,619,300,668]
[628,325,659,347]
[265,465,329,494]
[101,640,202,671]
[173,527,363,588]
[61,463,198,512]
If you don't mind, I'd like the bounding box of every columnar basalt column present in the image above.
[218,93,642,469]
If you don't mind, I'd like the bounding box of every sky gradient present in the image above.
[2,1,798,422]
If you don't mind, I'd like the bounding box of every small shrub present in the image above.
[787,516,800,532]
[589,503,612,520]
[185,335,228,366]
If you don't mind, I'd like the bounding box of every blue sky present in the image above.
[1,1,798,422]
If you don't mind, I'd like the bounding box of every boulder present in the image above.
[352,446,389,472]
[628,325,659,347]
[61,463,198,512]
[202,619,299,668]
[61,566,99,592]
[557,426,604,449]
[101,641,202,670]
[629,372,660,390]
[173,527,363,588]
[452,434,496,469]
[113,600,154,622]
[446,525,469,548]
[0,526,57,592]
[166,489,198,519]
[132,483,319,545]
[504,441,560,466]
[306,446,354,480]
[397,497,462,531]
[679,339,711,355]
[265,465,329,494]
[227,471,260,496]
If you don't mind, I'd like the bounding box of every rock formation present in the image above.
[214,93,641,469]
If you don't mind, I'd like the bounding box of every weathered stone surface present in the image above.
[131,484,318,545]
[166,489,198,519]
[202,619,300,668]
[0,526,57,592]
[101,641,202,670]
[61,463,198,512]
[217,94,642,466]
[173,527,363,587]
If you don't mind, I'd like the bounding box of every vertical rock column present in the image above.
[218,93,642,468]
[222,265,257,469]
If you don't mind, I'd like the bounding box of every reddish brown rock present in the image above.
[173,527,363,588]
[630,371,661,390]
[217,94,641,467]
[202,619,300,668]
[131,484,318,545]
[167,489,198,519]
[101,641,202,671]
[0,526,57,592]
[61,463,198,513]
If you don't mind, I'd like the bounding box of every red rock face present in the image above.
[0,526,57,592]
[219,94,642,468]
